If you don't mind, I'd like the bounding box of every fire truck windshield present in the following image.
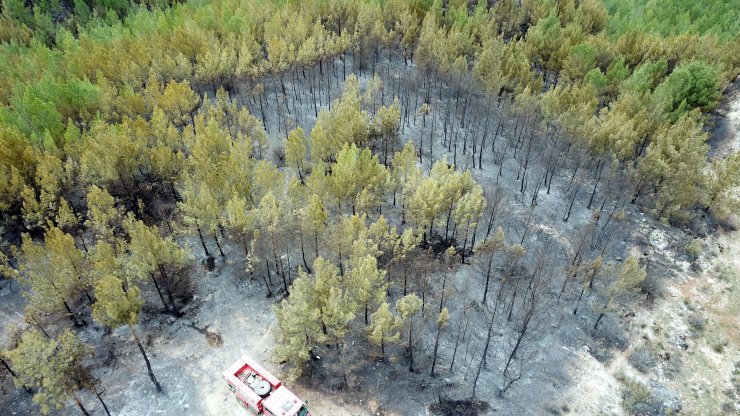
[297,405,309,416]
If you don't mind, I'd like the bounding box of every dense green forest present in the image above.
[604,0,739,38]
[0,0,738,414]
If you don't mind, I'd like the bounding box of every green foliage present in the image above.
[284,127,309,179]
[85,185,123,243]
[0,0,731,233]
[585,68,607,94]
[346,254,387,321]
[17,227,89,316]
[685,238,704,260]
[396,293,422,321]
[122,215,189,286]
[396,293,422,348]
[616,372,653,415]
[653,61,721,121]
[0,0,735,406]
[596,255,647,318]
[93,274,143,328]
[621,60,668,95]
[605,0,740,39]
[3,76,101,146]
[436,307,450,329]
[274,272,323,379]
[367,302,401,356]
[704,152,740,219]
[562,43,597,82]
[409,158,480,239]
[273,258,332,378]
[310,75,369,162]
[2,0,33,26]
[638,112,709,221]
[5,329,91,414]
[327,144,388,212]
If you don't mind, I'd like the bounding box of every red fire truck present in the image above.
[223,355,311,416]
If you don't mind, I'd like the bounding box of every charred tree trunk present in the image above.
[563,185,579,222]
[131,327,162,392]
[63,300,83,327]
[149,272,172,313]
[196,225,211,259]
[214,233,225,258]
[449,313,470,372]
[96,392,112,416]
[430,323,444,377]
[73,394,91,416]
[408,316,415,372]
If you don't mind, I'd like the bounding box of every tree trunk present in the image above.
[299,233,311,273]
[149,272,172,313]
[196,225,211,259]
[472,303,497,399]
[270,235,287,295]
[408,317,415,372]
[1,357,31,393]
[567,154,581,191]
[96,392,112,416]
[483,253,493,304]
[131,327,162,392]
[380,334,385,359]
[587,159,604,209]
[1,356,29,391]
[444,205,454,242]
[439,273,448,313]
[573,286,585,315]
[0,357,17,379]
[63,300,83,327]
[73,394,91,416]
[261,264,273,298]
[258,93,267,131]
[594,300,610,330]
[78,233,89,254]
[157,266,179,315]
[502,328,525,378]
[214,233,225,257]
[403,265,408,296]
[449,325,461,372]
[594,312,605,330]
[563,186,579,222]
[430,326,442,377]
[264,259,273,285]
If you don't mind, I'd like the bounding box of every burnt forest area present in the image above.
[1,1,739,416]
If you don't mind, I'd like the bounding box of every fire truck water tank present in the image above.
[253,380,271,396]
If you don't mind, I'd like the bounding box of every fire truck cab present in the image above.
[223,354,310,416]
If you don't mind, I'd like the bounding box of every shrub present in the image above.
[273,144,286,166]
[715,262,737,282]
[640,269,664,299]
[688,313,705,335]
[629,347,656,373]
[685,238,703,259]
[616,373,653,415]
[594,317,628,350]
[710,336,729,354]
